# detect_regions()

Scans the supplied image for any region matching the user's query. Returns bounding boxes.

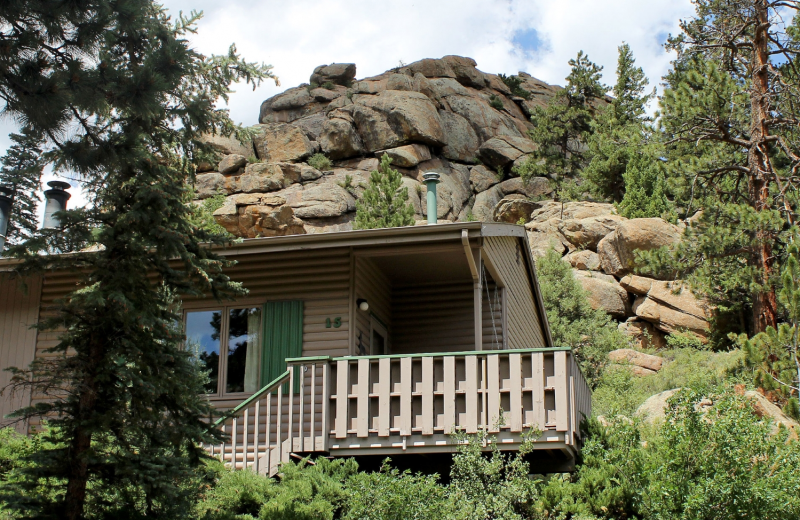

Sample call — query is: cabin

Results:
[0,222,591,476]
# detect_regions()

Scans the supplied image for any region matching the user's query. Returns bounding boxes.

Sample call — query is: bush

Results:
[498,74,532,100]
[488,94,504,110]
[535,248,630,386]
[322,81,336,91]
[308,153,332,171]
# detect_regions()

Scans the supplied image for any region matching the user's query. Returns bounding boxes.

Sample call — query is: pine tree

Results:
[354,154,415,229]
[0,128,43,247]
[515,51,608,182]
[583,43,655,202]
[653,0,800,334]
[0,3,275,518]
[617,154,672,219]
[738,237,800,420]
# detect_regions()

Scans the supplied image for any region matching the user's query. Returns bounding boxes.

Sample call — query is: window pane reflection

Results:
[227,307,261,393]
[186,310,222,393]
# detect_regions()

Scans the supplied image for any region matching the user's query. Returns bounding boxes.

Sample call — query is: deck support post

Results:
[462,229,482,350]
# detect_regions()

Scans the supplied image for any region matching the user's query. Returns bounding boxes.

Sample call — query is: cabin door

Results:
[370,315,388,355]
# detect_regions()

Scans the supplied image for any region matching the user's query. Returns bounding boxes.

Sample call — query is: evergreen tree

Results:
[617,154,672,219]
[654,0,800,334]
[737,237,800,420]
[0,2,275,518]
[354,154,415,230]
[583,43,656,202]
[514,51,608,182]
[0,128,43,246]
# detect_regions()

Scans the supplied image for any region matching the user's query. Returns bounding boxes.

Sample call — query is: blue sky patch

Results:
[512,28,547,54]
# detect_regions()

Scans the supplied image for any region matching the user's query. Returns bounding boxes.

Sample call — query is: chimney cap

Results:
[421,171,441,184]
[46,180,71,191]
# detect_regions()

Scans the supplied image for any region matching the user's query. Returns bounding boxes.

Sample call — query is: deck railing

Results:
[206,348,590,476]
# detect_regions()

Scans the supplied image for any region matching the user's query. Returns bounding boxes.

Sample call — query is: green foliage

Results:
[737,238,800,420]
[342,462,452,520]
[187,191,233,237]
[0,128,43,247]
[616,153,672,219]
[525,51,608,182]
[322,81,336,91]
[354,154,415,230]
[498,74,532,100]
[541,389,800,519]
[308,153,332,171]
[583,43,656,203]
[247,155,262,164]
[0,3,276,517]
[196,458,356,520]
[592,348,744,417]
[488,94,504,110]
[535,248,630,386]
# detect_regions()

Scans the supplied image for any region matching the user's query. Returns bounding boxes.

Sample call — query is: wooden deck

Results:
[205,347,591,476]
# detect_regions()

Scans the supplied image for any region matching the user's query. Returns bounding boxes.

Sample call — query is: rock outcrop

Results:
[608,348,664,376]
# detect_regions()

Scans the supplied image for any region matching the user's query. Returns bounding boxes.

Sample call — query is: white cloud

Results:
[0,0,697,217]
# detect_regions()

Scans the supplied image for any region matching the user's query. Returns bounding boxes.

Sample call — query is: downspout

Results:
[0,186,12,253]
[462,229,482,350]
[422,172,441,225]
[42,180,71,229]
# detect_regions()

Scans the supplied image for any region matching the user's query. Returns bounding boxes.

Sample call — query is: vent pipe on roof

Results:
[0,186,13,253]
[422,172,441,225]
[43,180,71,229]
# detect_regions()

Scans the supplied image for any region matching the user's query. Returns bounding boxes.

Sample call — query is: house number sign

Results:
[325,317,342,328]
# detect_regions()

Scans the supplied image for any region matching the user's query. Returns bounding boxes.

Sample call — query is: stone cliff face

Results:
[194,56,558,235]
[193,55,712,348]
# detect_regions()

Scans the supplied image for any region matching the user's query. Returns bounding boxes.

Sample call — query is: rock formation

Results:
[190,55,712,344]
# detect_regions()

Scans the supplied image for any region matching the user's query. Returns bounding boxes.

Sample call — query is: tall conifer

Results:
[0,2,275,518]
[354,154,415,229]
[0,128,43,246]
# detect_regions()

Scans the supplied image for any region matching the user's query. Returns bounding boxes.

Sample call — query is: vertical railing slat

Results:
[443,356,456,434]
[309,363,316,452]
[509,353,523,432]
[231,417,238,469]
[321,362,330,452]
[357,358,370,438]
[487,354,500,432]
[378,358,391,437]
[276,383,283,471]
[254,400,261,474]
[465,355,478,434]
[554,351,568,432]
[335,360,349,439]
[288,368,296,453]
[532,352,545,429]
[265,393,272,475]
[422,356,434,435]
[242,408,249,469]
[400,357,412,436]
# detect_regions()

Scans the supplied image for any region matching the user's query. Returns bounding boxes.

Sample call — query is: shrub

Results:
[488,94,504,110]
[188,190,232,237]
[322,81,336,91]
[308,153,332,171]
[535,248,631,386]
[354,154,415,230]
[498,73,532,100]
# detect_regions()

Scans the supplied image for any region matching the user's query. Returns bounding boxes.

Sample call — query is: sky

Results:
[2,0,696,214]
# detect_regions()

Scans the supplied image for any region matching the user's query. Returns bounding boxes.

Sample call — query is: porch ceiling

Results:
[368,250,473,286]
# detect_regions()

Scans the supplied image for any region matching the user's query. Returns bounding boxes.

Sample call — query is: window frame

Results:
[183,299,264,399]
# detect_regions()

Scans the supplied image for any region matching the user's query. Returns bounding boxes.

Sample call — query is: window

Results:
[370,316,388,356]
[185,306,262,395]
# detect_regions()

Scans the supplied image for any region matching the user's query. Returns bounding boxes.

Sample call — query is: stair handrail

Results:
[212,369,291,428]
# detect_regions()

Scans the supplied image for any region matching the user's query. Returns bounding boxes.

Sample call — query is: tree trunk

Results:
[749,0,779,333]
[64,336,103,520]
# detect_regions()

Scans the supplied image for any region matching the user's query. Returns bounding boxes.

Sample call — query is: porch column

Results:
[462,229,482,350]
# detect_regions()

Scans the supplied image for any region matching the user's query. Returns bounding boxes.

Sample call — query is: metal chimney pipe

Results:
[0,186,13,253]
[422,172,441,225]
[43,180,71,229]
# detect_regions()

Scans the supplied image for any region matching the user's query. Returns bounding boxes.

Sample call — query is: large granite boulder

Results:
[213,193,306,238]
[493,198,539,224]
[417,160,471,220]
[565,250,601,271]
[618,318,668,350]
[621,276,713,341]
[439,110,481,162]
[379,144,431,168]
[253,124,316,163]
[199,133,254,158]
[526,220,572,257]
[558,215,625,251]
[310,63,357,86]
[283,184,356,219]
[528,201,616,223]
[469,165,500,193]
[218,154,247,175]
[574,270,630,317]
[609,348,664,375]
[476,135,536,169]
[598,218,683,278]
[195,172,226,199]
[352,90,445,152]
[472,177,552,222]
[319,118,364,160]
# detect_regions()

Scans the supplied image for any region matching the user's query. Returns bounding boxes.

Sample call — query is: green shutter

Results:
[261,301,304,392]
